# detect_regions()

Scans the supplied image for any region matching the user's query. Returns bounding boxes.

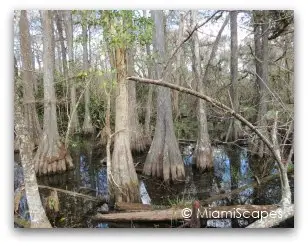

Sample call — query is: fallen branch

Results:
[93,205,278,222]
[127,76,283,168]
[38,185,101,203]
[178,139,197,144]
[65,75,93,148]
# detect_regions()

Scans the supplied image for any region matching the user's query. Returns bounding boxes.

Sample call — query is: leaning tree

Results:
[33,10,73,175]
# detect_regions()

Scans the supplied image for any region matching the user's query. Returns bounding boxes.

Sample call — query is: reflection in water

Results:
[79,155,91,190]
[140,181,151,204]
[14,143,293,228]
[97,167,108,197]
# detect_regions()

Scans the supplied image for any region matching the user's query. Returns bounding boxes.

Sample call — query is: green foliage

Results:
[167,196,192,207]
[89,93,106,129]
[287,162,294,172]
[134,14,153,46]
[231,167,240,181]
[174,117,198,140]
[100,10,153,49]
[77,71,88,80]
[59,217,66,223]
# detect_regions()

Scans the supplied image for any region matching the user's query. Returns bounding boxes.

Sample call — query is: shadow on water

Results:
[14,139,294,228]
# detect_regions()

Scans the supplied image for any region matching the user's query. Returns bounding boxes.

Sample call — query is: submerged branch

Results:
[38,185,101,202]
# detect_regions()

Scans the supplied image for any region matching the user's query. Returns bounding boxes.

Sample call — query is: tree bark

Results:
[143,10,153,143]
[111,44,140,202]
[143,10,185,182]
[271,112,292,206]
[14,85,51,229]
[33,10,74,175]
[252,10,270,158]
[55,10,68,80]
[19,10,42,147]
[202,15,229,84]
[191,10,213,171]
[55,33,62,74]
[105,83,112,197]
[227,11,240,141]
[144,41,153,139]
[55,10,69,124]
[81,19,94,134]
[127,48,147,152]
[14,55,18,77]
[64,10,80,133]
[172,12,184,119]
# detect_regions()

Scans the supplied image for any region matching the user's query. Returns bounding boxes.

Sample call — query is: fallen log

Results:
[246,204,294,228]
[115,202,152,211]
[104,172,292,214]
[92,204,278,222]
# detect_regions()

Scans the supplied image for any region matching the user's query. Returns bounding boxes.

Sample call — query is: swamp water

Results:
[14,141,294,228]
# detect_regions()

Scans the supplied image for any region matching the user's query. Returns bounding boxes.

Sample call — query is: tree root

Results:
[34,140,74,175]
[195,144,213,171]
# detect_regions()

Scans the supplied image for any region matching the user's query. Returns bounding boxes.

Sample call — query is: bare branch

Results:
[202,14,230,83]
[127,76,285,168]
[161,10,222,79]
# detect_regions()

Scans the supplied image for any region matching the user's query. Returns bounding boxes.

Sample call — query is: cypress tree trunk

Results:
[144,10,154,143]
[81,20,94,134]
[190,10,213,171]
[111,45,140,202]
[172,12,184,119]
[64,10,80,133]
[55,10,68,80]
[107,12,140,203]
[33,10,74,175]
[15,98,52,228]
[229,10,240,141]
[19,10,42,147]
[253,10,270,158]
[143,10,185,182]
[127,48,147,152]
[144,41,153,140]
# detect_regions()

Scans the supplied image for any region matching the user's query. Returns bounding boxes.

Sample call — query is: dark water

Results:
[14,141,294,228]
